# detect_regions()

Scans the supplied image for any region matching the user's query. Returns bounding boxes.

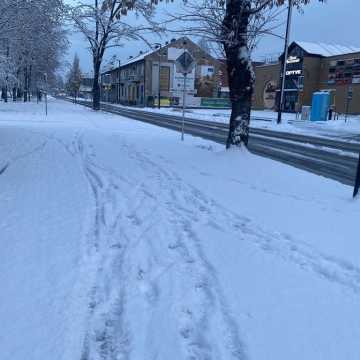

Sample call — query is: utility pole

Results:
[277,0,293,124]
[153,43,162,109]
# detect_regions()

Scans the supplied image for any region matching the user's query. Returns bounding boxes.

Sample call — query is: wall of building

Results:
[253,63,280,110]
[302,57,321,106]
[253,50,360,115]
[144,37,220,106]
[318,52,360,113]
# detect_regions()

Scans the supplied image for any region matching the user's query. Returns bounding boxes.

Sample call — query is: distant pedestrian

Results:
[328,107,333,120]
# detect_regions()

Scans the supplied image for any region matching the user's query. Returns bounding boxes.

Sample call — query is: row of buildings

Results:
[88,37,360,114]
[99,37,226,108]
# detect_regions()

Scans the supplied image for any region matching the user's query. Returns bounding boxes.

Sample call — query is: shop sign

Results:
[287,56,301,64]
[286,69,302,76]
[352,76,360,84]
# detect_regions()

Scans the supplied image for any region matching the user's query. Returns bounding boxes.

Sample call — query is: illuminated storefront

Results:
[253,41,360,114]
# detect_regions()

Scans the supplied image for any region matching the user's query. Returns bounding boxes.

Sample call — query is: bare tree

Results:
[66,54,82,101]
[68,0,161,110]
[169,0,323,148]
[0,0,67,102]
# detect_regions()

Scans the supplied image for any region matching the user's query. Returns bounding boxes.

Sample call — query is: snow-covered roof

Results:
[120,48,157,67]
[295,41,360,57]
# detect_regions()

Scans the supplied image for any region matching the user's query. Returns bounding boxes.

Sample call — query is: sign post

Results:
[354,152,360,198]
[182,73,187,141]
[175,50,195,141]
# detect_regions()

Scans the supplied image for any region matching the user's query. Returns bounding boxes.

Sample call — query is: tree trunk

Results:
[28,65,32,102]
[24,67,28,102]
[2,87,8,102]
[92,59,101,110]
[223,0,254,148]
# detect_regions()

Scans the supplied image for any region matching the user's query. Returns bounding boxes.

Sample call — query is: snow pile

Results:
[0,99,359,360]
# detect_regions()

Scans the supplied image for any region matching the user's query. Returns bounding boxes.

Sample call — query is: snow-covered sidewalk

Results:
[1,99,359,360]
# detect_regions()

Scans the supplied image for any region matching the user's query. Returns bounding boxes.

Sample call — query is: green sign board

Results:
[201,97,231,108]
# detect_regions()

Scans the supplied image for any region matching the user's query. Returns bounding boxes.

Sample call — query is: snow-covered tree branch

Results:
[68,0,164,110]
[0,0,67,102]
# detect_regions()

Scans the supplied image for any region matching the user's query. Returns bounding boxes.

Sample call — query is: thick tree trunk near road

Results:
[223,0,254,148]
[92,60,101,111]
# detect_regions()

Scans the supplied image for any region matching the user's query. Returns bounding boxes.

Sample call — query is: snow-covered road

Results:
[1,99,359,360]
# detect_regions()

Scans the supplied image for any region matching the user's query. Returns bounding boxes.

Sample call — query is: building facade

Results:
[253,41,360,114]
[101,37,221,107]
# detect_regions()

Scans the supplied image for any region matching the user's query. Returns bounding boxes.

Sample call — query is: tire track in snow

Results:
[76,136,132,360]
[0,139,47,176]
[120,142,249,360]
[150,154,360,296]
[72,133,360,360]
[74,135,249,360]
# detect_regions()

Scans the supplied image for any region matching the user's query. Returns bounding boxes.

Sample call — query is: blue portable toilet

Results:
[310,92,330,121]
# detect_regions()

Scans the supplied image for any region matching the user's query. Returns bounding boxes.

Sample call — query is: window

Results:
[160,66,170,91]
[328,74,336,84]
[337,60,345,67]
[329,67,336,74]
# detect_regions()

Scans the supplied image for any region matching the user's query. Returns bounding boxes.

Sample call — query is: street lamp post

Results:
[153,42,162,109]
[277,0,293,124]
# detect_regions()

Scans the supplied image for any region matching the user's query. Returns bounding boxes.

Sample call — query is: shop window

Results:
[336,72,344,79]
[328,74,336,84]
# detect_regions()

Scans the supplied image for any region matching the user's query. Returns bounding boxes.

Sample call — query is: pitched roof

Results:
[120,48,154,67]
[295,41,360,57]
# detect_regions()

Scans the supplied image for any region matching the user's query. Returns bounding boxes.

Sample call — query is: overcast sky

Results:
[65,0,359,75]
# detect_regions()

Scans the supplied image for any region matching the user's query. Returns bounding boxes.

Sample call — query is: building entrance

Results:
[283,91,298,112]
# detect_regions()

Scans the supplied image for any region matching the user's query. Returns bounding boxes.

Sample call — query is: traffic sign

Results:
[175,51,195,74]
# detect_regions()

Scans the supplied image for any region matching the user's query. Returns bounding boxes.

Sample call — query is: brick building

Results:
[101,37,220,106]
[253,41,360,114]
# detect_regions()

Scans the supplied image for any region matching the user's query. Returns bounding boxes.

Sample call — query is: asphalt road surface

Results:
[63,99,360,187]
